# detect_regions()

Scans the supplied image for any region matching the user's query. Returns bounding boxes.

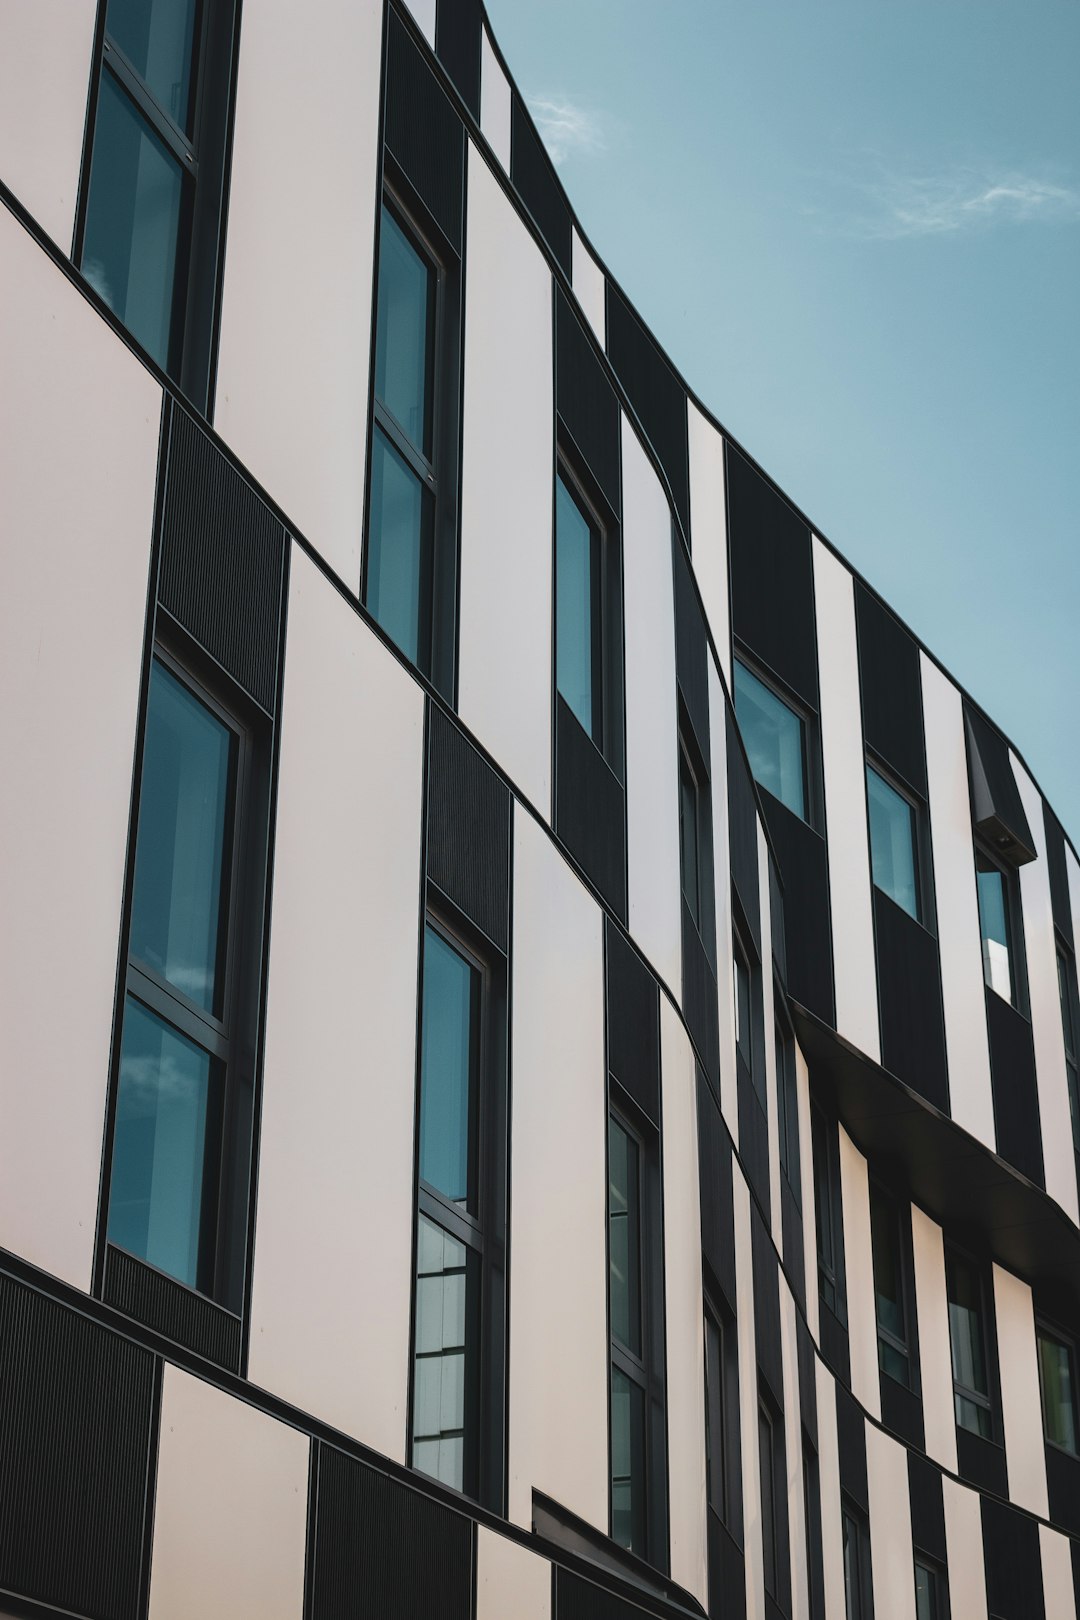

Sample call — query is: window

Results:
[867,764,920,922]
[871,1187,912,1387]
[79,0,236,399]
[758,1397,780,1598]
[945,1249,992,1439]
[734,658,807,821]
[679,740,702,926]
[975,848,1019,1006]
[1057,947,1080,1165]
[734,939,752,1072]
[107,648,261,1305]
[556,469,603,745]
[842,1501,872,1620]
[803,1439,825,1620]
[704,1309,729,1521]
[915,1557,947,1620]
[776,1004,801,1199]
[812,1103,841,1318]
[1036,1322,1078,1455]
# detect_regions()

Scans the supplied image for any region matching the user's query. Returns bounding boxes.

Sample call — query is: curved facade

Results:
[1,3,1078,1618]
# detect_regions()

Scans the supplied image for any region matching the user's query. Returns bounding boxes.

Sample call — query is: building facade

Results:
[1,2,1079,1617]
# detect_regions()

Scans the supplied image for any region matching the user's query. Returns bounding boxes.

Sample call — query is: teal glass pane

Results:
[611,1365,646,1553]
[734,661,806,820]
[867,766,919,920]
[130,660,233,1014]
[106,0,199,130]
[375,208,433,455]
[82,71,184,372]
[1038,1331,1077,1453]
[608,1118,641,1356]
[108,997,212,1288]
[411,1214,473,1491]
[976,855,1013,1003]
[555,476,600,741]
[367,426,432,668]
[419,928,477,1210]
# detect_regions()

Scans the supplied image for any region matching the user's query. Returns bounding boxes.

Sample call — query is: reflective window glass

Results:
[867,766,920,920]
[1038,1328,1078,1454]
[871,1194,910,1386]
[914,1560,939,1620]
[108,997,213,1289]
[843,1509,865,1620]
[419,928,478,1210]
[735,951,752,1068]
[367,426,432,666]
[82,72,185,372]
[375,207,433,455]
[129,659,234,1014]
[106,0,199,129]
[611,1364,646,1554]
[679,747,700,921]
[609,1118,641,1356]
[976,853,1014,1004]
[555,474,601,743]
[946,1251,991,1437]
[705,1314,726,1515]
[734,660,806,820]
[759,1404,777,1594]
[411,1214,474,1490]
[813,1106,839,1313]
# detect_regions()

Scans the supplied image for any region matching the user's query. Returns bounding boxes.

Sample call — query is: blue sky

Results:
[485,0,1080,842]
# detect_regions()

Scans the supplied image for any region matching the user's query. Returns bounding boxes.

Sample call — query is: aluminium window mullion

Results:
[125,971,231,1064]
[374,403,437,489]
[417,1183,485,1255]
[101,43,198,172]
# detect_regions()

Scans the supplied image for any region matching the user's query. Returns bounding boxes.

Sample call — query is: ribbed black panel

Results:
[683,903,720,1088]
[797,1317,818,1448]
[556,698,627,920]
[819,1301,850,1386]
[104,1244,241,1371]
[956,1424,1007,1496]
[510,97,571,273]
[981,1497,1046,1620]
[606,921,659,1126]
[964,706,1036,864]
[709,1514,746,1620]
[673,543,710,766]
[1047,1443,1080,1535]
[1044,802,1074,942]
[698,1075,736,1311]
[834,1386,867,1512]
[769,857,786,979]
[738,1075,770,1216]
[872,891,949,1113]
[557,1569,669,1619]
[160,406,285,713]
[427,705,510,952]
[556,287,620,516]
[855,584,927,797]
[907,1453,946,1561]
[385,8,464,251]
[986,988,1044,1186]
[751,1206,782,1407]
[780,1180,805,1309]
[879,1372,923,1451]
[311,1444,472,1620]
[727,444,818,707]
[606,284,690,541]
[0,1274,153,1620]
[727,711,761,950]
[760,791,834,1025]
[435,0,481,118]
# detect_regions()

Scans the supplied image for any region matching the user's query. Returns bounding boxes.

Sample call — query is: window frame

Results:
[758,1391,781,1600]
[974,839,1027,1013]
[679,731,703,929]
[869,1180,916,1392]
[841,1497,873,1620]
[775,991,801,1202]
[944,1243,995,1442]
[732,648,816,828]
[914,1552,950,1620]
[811,1100,845,1323]
[552,449,625,775]
[1035,1315,1079,1458]
[865,754,929,926]
[704,1292,741,1536]
[1056,941,1080,1178]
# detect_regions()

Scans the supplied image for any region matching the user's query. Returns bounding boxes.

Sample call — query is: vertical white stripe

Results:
[0,0,96,251]
[815,1357,846,1620]
[571,227,607,347]
[734,1171,765,1620]
[1040,1523,1078,1620]
[760,827,783,1250]
[992,1262,1049,1516]
[866,1425,916,1620]
[687,402,732,685]
[480,27,512,172]
[780,1285,809,1620]
[709,658,739,1142]
[838,1127,881,1420]
[796,1044,820,1339]
[942,1476,988,1620]
[476,1528,550,1620]
[910,1205,958,1472]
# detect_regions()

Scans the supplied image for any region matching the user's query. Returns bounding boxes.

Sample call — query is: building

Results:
[1,1,1078,1616]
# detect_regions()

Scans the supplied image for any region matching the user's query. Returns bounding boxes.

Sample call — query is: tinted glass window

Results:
[375,207,434,455]
[609,1118,641,1356]
[871,1194,910,1385]
[915,1560,939,1620]
[735,660,806,820]
[419,928,478,1210]
[843,1509,866,1620]
[555,474,601,742]
[611,1364,646,1553]
[411,1213,474,1490]
[759,1404,777,1594]
[867,765,919,921]
[679,748,700,920]
[776,1018,800,1194]
[946,1251,991,1437]
[106,0,199,129]
[705,1314,726,1516]
[735,951,752,1068]
[812,1106,838,1313]
[1038,1328,1077,1453]
[367,426,432,666]
[976,853,1014,1004]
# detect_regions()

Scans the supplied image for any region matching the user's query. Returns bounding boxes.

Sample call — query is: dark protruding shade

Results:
[555,474,601,743]
[608,1118,641,1356]
[867,765,919,921]
[375,207,433,455]
[106,0,199,129]
[367,427,432,666]
[610,1364,646,1554]
[976,853,1014,1004]
[1037,1327,1077,1454]
[734,660,806,821]
[418,927,478,1210]
[946,1252,991,1438]
[411,1213,474,1490]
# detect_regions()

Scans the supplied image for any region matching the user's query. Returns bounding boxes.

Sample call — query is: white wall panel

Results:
[0,207,160,1292]
[1012,754,1079,1222]
[661,999,708,1609]
[910,1205,957,1472]
[1041,1524,1078,1620]
[214,0,382,587]
[866,1425,915,1620]
[480,28,512,171]
[815,1357,846,1620]
[992,1262,1048,1516]
[0,2,95,251]
[838,1126,880,1420]
[708,659,739,1140]
[795,1044,819,1338]
[401,0,435,46]
[571,227,607,347]
[942,1476,988,1620]
[248,548,423,1458]
[623,413,682,992]
[920,654,995,1149]
[476,1527,550,1620]
[509,811,608,1531]
[458,149,553,817]
[779,1285,809,1620]
[812,540,880,1062]
[734,1171,765,1620]
[687,403,731,684]
[149,1368,307,1620]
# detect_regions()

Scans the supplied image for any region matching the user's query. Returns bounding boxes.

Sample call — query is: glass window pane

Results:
[947,1252,990,1433]
[759,1405,777,1594]
[611,1365,646,1554]
[411,1214,474,1491]
[130,660,234,1013]
[866,766,919,920]
[556,475,601,743]
[976,854,1014,1003]
[871,1197,908,1376]
[734,661,806,820]
[375,208,433,455]
[83,72,185,373]
[106,0,199,130]
[843,1511,863,1620]
[680,750,700,920]
[705,1316,725,1514]
[608,1118,641,1356]
[915,1561,937,1620]
[108,997,213,1289]
[419,928,478,1210]
[1038,1331,1078,1453]
[367,426,432,668]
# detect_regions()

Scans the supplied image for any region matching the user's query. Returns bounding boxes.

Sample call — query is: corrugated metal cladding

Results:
[835,1383,868,1512]
[556,1567,670,1619]
[606,283,691,544]
[682,904,720,1087]
[159,403,286,714]
[726,710,761,949]
[556,698,628,921]
[426,703,510,952]
[985,989,1045,1187]
[981,1497,1047,1620]
[606,918,660,1126]
[385,6,464,252]
[751,1204,783,1406]
[672,541,710,770]
[854,584,928,798]
[104,1244,241,1372]
[0,1273,153,1620]
[698,1076,737,1309]
[1042,801,1074,939]
[762,796,834,1026]
[511,96,572,274]
[556,286,621,516]
[872,891,949,1113]
[434,0,482,119]
[309,1443,472,1620]
[907,1451,947,1562]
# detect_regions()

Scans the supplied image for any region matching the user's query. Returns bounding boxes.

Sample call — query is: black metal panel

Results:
[879,1372,923,1451]
[985,989,1045,1187]
[556,697,628,921]
[556,1569,664,1619]
[0,1273,153,1620]
[606,283,690,542]
[956,1425,1008,1497]
[1047,1443,1080,1535]
[872,890,949,1113]
[435,0,481,119]
[510,96,571,274]
[854,584,927,797]
[727,711,761,951]
[104,1244,241,1371]
[819,1304,850,1390]
[160,405,286,714]
[1044,803,1074,943]
[738,1072,771,1217]
[385,8,464,252]
[769,857,786,981]
[964,706,1037,865]
[683,903,720,1088]
[834,1385,867,1512]
[981,1497,1046,1620]
[751,1206,783,1408]
[673,542,710,768]
[797,1316,818,1448]
[606,920,660,1127]
[427,705,511,952]
[780,1180,805,1310]
[709,1512,746,1620]
[907,1452,946,1561]
[698,1074,737,1312]
[759,791,834,1026]
[726,444,818,708]
[556,287,620,517]
[310,1443,472,1620]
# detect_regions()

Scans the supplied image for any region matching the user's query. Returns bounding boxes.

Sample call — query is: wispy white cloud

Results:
[527,93,608,166]
[833,164,1080,239]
